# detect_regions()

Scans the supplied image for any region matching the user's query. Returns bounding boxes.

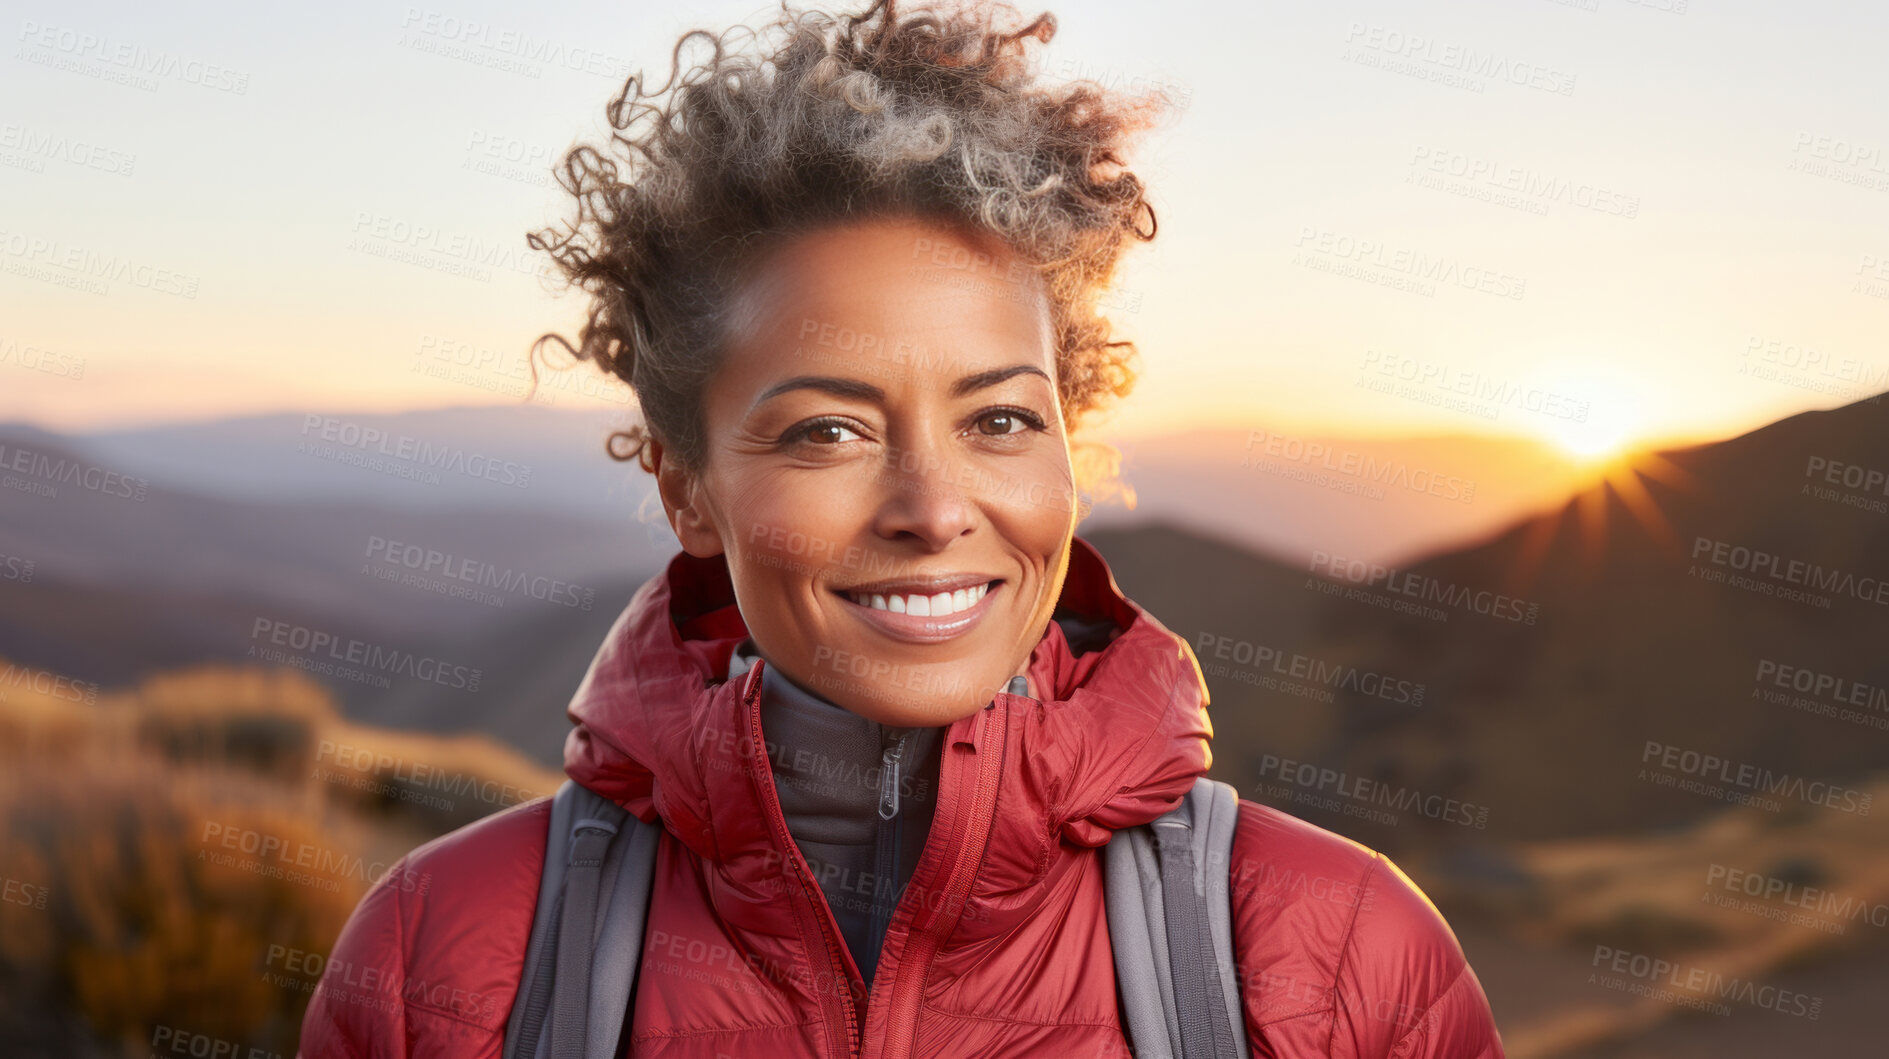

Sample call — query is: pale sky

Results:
[4,0,1886,458]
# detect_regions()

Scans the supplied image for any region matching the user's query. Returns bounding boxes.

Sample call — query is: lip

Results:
[832,578,1003,644]
[838,572,997,595]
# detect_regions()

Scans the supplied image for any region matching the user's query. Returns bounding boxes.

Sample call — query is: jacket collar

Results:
[562,534,1214,863]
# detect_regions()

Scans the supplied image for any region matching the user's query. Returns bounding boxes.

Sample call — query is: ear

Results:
[651,436,725,558]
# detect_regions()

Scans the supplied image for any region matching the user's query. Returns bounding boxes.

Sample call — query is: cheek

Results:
[722,468,870,584]
[986,449,1078,553]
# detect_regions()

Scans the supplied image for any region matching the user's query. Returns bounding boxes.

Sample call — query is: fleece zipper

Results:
[867,729,910,982]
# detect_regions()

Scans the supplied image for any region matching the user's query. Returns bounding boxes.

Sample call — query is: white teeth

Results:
[848,581,990,616]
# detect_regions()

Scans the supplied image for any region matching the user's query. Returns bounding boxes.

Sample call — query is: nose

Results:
[871,438,977,549]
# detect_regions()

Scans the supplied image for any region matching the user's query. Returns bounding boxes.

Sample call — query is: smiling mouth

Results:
[834,579,1000,617]
[829,578,1005,643]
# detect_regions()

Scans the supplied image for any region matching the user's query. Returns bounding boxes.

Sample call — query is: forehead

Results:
[719,217,1056,396]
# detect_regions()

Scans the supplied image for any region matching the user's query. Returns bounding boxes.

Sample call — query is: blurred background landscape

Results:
[6,0,1888,1054]
[3,392,1885,1056]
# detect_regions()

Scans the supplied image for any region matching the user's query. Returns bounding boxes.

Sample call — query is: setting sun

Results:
[1525,373,1645,463]
[1541,413,1634,461]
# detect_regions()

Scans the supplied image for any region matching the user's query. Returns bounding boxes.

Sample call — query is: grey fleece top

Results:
[727,639,945,988]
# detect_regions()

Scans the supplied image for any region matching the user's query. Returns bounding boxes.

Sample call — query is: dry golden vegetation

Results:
[1408,771,1889,1058]
[0,659,561,1058]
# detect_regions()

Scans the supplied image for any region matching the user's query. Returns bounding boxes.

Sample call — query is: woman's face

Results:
[656,215,1078,726]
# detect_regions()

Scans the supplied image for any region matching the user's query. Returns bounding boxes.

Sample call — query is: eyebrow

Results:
[755,363,1052,407]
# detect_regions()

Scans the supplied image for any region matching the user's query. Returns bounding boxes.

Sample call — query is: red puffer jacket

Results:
[299,536,1504,1058]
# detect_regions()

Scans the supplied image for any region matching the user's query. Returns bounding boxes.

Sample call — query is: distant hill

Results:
[12,402,1608,564]
[1090,392,1889,846]
[67,404,661,520]
[1321,394,1889,842]
[0,429,658,763]
[1089,428,1599,565]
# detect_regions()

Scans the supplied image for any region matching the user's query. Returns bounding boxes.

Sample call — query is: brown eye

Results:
[782,417,863,446]
[975,407,1044,436]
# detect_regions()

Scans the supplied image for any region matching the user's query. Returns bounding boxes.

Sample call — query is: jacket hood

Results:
[563,535,1214,863]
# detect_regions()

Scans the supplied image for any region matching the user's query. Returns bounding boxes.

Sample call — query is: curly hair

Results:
[526,0,1173,489]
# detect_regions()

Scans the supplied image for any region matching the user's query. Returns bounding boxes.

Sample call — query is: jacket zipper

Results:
[743,660,863,1057]
[874,690,1011,1059]
[868,731,910,977]
[878,733,907,822]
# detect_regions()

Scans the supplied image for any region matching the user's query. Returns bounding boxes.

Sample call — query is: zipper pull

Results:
[878,734,908,821]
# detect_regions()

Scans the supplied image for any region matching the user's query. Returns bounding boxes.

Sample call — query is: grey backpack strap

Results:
[503,780,661,1059]
[1105,776,1250,1059]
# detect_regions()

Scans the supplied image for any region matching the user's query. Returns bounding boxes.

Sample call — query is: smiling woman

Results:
[298,2,1504,1057]
[662,217,1076,726]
